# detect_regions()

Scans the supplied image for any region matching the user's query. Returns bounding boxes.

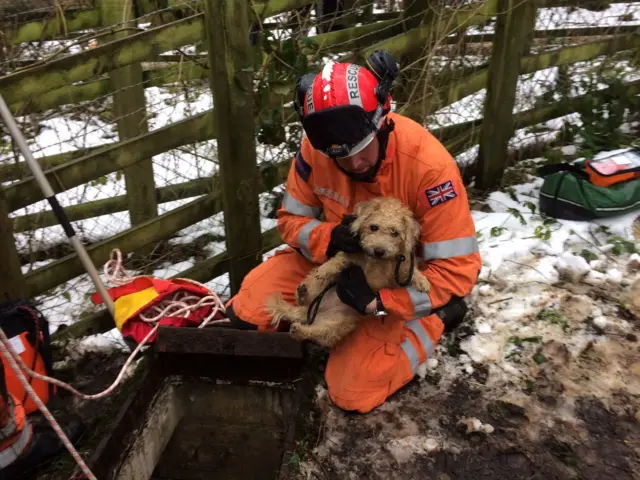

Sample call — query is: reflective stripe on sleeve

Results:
[0,401,16,438]
[422,236,479,260]
[282,192,321,218]
[407,287,432,319]
[0,417,32,469]
[400,319,436,374]
[298,219,322,260]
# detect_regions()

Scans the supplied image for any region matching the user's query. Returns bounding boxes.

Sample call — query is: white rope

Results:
[103,248,231,328]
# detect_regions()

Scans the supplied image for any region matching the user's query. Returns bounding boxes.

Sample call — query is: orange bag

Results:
[585,149,640,188]
[0,301,56,415]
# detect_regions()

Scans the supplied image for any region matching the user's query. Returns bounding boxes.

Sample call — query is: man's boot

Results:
[2,416,86,480]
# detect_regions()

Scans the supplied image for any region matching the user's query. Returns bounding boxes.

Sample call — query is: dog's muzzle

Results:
[373,248,386,258]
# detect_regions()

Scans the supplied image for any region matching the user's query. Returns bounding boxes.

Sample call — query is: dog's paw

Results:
[289,322,305,341]
[413,272,432,293]
[296,284,308,305]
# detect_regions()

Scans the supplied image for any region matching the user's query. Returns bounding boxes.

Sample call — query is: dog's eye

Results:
[390,230,399,237]
[370,225,379,232]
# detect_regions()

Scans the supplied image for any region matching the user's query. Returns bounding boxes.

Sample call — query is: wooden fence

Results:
[0,0,637,339]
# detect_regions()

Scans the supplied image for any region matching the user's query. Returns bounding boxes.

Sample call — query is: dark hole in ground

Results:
[147,382,294,480]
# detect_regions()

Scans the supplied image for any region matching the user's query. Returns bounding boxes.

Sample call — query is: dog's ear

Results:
[400,214,421,254]
[350,200,376,234]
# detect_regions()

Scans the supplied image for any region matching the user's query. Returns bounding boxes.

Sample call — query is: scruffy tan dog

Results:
[266,196,431,348]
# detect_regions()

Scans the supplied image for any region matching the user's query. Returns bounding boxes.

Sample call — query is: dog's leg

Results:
[290,314,359,349]
[296,253,350,305]
[265,292,308,328]
[410,268,431,293]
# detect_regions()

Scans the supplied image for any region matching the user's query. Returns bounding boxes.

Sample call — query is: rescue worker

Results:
[226,50,482,413]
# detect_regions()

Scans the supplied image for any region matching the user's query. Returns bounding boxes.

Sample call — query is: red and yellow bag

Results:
[585,149,640,188]
[91,277,225,345]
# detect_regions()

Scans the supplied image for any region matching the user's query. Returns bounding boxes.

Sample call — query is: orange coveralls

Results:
[228,112,482,413]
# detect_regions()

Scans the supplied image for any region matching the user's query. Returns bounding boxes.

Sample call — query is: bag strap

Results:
[537,162,589,179]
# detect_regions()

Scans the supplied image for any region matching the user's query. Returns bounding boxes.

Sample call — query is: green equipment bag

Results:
[538,159,640,221]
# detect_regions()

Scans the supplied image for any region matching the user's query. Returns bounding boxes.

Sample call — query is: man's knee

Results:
[324,320,415,413]
[324,311,451,413]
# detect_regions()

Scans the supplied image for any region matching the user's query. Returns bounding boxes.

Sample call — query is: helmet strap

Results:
[332,118,395,183]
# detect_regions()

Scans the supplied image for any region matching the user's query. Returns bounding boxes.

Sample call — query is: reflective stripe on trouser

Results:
[0,396,33,469]
[227,248,314,331]
[325,313,444,414]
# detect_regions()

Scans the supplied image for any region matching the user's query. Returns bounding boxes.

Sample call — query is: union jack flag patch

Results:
[426,180,457,207]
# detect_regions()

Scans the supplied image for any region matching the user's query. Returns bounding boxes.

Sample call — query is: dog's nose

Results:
[374,248,386,258]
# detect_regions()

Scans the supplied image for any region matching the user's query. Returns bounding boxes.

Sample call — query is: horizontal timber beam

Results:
[6,9,102,45]
[0,147,96,183]
[352,0,499,62]
[5,110,215,212]
[25,194,214,297]
[400,32,640,119]
[12,159,290,232]
[7,62,208,117]
[438,78,640,159]
[0,14,206,106]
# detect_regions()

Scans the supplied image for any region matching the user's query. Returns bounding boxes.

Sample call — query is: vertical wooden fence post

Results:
[203,0,263,295]
[475,0,537,190]
[0,188,27,303]
[397,0,431,122]
[100,0,158,228]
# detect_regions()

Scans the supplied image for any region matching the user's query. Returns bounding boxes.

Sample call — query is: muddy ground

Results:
[292,289,640,480]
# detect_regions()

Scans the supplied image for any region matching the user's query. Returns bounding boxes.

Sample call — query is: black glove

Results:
[336,265,376,315]
[326,215,363,258]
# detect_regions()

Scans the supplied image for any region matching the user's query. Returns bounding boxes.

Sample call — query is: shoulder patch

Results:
[295,150,312,182]
[426,180,457,207]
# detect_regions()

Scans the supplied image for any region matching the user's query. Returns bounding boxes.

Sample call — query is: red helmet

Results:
[297,54,396,159]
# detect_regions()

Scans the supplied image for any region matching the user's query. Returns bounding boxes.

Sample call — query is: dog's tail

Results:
[265,292,306,328]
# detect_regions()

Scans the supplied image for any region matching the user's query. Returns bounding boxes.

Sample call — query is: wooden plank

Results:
[0,14,205,107]
[0,188,27,303]
[6,9,101,44]
[24,194,216,297]
[5,110,215,212]
[203,0,263,295]
[11,159,290,232]
[155,326,304,359]
[476,0,537,189]
[101,0,159,233]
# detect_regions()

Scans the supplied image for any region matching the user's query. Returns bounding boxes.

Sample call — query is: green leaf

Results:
[579,249,598,262]
[491,226,506,237]
[62,291,71,301]
[533,353,546,365]
[507,208,527,226]
[524,201,537,214]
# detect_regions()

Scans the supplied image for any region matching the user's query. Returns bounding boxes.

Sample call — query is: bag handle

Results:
[537,162,589,179]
